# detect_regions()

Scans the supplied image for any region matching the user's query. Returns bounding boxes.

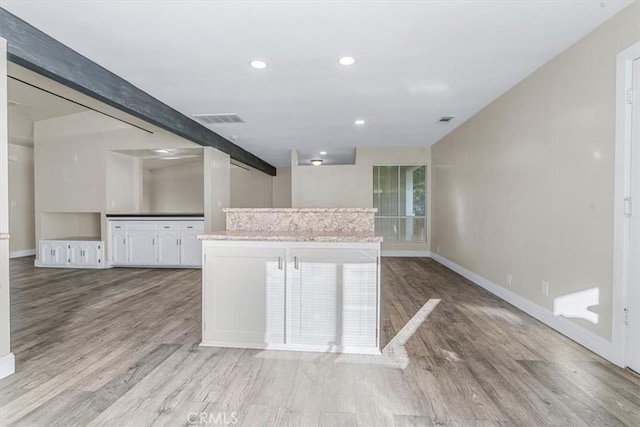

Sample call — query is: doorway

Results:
[627,57,640,373]
[614,41,640,372]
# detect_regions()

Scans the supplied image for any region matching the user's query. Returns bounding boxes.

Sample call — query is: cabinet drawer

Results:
[180,222,204,231]
[126,222,157,231]
[157,222,181,231]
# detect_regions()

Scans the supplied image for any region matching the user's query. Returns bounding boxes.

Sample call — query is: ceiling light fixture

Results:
[310,159,323,166]
[250,60,268,70]
[153,149,171,154]
[354,119,366,125]
[320,151,327,155]
[338,56,356,66]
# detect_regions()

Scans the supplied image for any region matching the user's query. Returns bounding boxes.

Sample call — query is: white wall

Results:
[1,37,13,377]
[272,167,292,208]
[8,144,34,254]
[230,164,273,208]
[145,160,204,213]
[431,2,640,340]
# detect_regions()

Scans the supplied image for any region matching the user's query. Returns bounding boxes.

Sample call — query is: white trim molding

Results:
[430,253,615,364]
[381,250,431,257]
[0,352,15,379]
[612,41,640,368]
[9,249,35,259]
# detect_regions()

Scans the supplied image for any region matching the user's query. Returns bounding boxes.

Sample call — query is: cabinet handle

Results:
[177,239,180,245]
[123,238,126,245]
[152,239,155,245]
[294,256,299,270]
[278,257,282,270]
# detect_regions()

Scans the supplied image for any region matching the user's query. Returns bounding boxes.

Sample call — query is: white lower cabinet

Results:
[201,241,380,354]
[203,247,286,345]
[39,240,103,268]
[109,218,203,268]
[288,248,378,349]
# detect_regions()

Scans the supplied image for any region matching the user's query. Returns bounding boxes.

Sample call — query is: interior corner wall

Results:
[272,167,292,208]
[8,144,34,254]
[291,163,372,208]
[106,152,141,214]
[431,1,640,341]
[230,165,273,208]
[146,160,204,213]
[204,147,230,232]
[357,146,432,253]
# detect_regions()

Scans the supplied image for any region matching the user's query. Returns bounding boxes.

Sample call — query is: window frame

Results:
[372,164,428,243]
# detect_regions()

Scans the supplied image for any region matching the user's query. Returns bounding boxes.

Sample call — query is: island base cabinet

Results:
[202,247,286,346]
[201,241,380,354]
[288,248,378,349]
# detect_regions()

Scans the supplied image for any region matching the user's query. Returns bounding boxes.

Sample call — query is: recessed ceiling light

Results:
[310,159,323,166]
[153,149,171,154]
[250,60,268,70]
[354,119,366,125]
[338,56,356,66]
[320,151,327,155]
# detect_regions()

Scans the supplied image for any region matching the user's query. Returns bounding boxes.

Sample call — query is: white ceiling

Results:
[2,0,632,166]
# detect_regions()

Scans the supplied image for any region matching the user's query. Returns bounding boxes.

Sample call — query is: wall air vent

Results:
[192,113,245,125]
[437,116,454,123]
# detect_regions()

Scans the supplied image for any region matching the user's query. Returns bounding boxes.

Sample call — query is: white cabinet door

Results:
[111,231,128,265]
[128,230,156,266]
[69,242,103,267]
[83,242,102,267]
[69,243,83,265]
[180,231,201,266]
[157,231,181,266]
[288,248,378,348]
[203,246,286,345]
[40,242,69,266]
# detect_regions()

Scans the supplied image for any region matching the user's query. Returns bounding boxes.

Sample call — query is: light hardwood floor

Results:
[1,256,639,426]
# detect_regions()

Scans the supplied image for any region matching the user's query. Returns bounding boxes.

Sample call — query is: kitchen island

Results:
[199,208,382,355]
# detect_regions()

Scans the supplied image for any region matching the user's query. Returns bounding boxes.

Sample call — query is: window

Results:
[373,165,426,242]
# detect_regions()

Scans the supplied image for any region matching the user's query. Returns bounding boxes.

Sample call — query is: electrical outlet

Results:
[506,273,512,287]
[73,154,79,163]
[541,281,550,296]
[436,245,440,254]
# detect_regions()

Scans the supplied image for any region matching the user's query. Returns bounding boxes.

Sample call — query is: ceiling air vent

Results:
[192,113,245,125]
[437,116,454,123]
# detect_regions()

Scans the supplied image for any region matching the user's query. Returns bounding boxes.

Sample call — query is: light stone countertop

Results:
[198,230,383,243]
[0,232,9,240]
[223,208,377,213]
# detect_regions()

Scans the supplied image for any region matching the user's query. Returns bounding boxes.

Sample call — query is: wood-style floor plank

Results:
[1,256,639,426]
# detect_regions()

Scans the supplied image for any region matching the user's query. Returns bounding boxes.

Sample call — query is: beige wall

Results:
[272,167,292,208]
[33,110,217,261]
[8,109,33,147]
[8,144,34,253]
[204,147,230,233]
[431,2,640,340]
[145,160,204,213]
[291,147,432,252]
[106,152,141,214]
[230,164,273,208]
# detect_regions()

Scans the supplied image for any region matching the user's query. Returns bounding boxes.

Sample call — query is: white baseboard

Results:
[9,249,35,259]
[382,250,432,257]
[0,353,15,380]
[429,253,616,365]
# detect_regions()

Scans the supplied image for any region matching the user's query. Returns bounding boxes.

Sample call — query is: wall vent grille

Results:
[437,116,454,123]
